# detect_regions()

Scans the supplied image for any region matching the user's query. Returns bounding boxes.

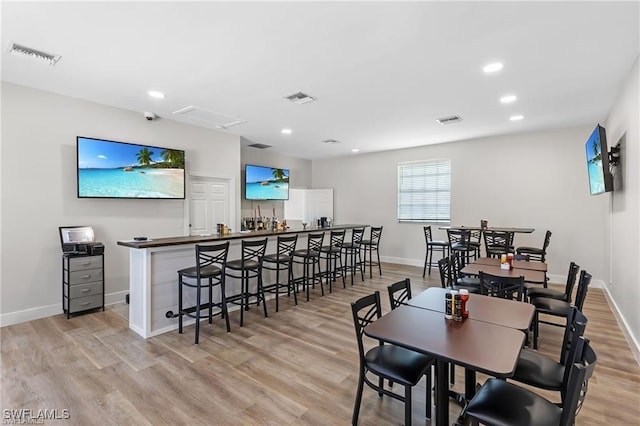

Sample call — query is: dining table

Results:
[460,262,546,284]
[473,256,547,272]
[364,291,531,426]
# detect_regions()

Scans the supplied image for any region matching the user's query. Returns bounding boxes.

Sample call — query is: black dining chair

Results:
[527,261,579,302]
[479,271,525,301]
[483,230,514,258]
[465,337,597,426]
[177,241,230,344]
[351,291,434,425]
[387,278,412,310]
[438,256,481,294]
[530,270,591,349]
[516,229,552,262]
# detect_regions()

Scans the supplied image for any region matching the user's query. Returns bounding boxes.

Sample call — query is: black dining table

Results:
[364,295,530,426]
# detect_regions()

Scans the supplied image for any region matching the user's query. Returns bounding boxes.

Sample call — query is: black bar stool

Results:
[340,227,365,285]
[292,232,325,301]
[361,226,383,278]
[177,241,229,344]
[423,225,448,276]
[262,234,298,312]
[225,238,268,327]
[319,229,346,292]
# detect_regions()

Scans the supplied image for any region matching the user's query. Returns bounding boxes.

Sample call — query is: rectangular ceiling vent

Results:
[436,115,463,125]
[7,42,61,66]
[248,143,272,149]
[173,105,247,129]
[283,91,316,104]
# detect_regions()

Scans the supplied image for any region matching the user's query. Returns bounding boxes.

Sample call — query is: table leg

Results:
[465,368,477,401]
[435,359,449,426]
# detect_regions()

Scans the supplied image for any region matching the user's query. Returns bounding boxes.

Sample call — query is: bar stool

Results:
[292,232,325,301]
[319,229,346,292]
[177,241,229,344]
[339,227,365,286]
[225,238,268,327]
[262,234,298,312]
[423,225,449,276]
[361,226,383,279]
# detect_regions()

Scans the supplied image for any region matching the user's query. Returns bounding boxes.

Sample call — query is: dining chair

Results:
[465,337,597,426]
[530,270,591,349]
[527,261,579,302]
[423,225,449,276]
[483,230,514,258]
[262,234,298,312]
[479,271,525,301]
[447,229,475,265]
[387,278,412,310]
[351,291,434,425]
[516,229,552,262]
[177,241,230,344]
[437,256,481,294]
[449,252,482,291]
[510,307,588,398]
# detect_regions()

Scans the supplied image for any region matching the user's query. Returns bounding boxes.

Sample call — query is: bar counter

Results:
[117,224,366,338]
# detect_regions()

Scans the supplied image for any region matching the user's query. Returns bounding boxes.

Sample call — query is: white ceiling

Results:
[2,1,639,160]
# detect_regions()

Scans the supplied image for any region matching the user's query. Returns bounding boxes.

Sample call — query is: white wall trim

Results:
[0,290,129,328]
[601,283,640,365]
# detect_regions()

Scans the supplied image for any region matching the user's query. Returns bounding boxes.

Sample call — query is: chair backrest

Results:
[275,234,298,259]
[559,337,597,426]
[424,225,433,244]
[573,270,592,311]
[447,229,470,247]
[483,230,512,254]
[351,291,383,363]
[479,271,525,301]
[559,307,588,366]
[241,238,268,265]
[448,251,465,276]
[368,226,383,245]
[306,232,325,252]
[469,229,482,245]
[350,227,365,246]
[562,262,581,303]
[437,257,453,288]
[542,230,553,251]
[329,229,346,247]
[196,241,229,277]
[387,278,412,310]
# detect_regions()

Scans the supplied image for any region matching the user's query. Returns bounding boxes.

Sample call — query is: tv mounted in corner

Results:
[77,136,185,199]
[245,164,290,200]
[585,124,613,196]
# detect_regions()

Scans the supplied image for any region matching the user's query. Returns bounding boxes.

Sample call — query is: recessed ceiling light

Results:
[483,62,504,73]
[351,149,360,153]
[281,128,292,134]
[148,90,166,99]
[500,95,517,104]
[510,115,524,121]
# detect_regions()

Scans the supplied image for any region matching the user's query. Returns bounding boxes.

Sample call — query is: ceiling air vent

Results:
[248,143,272,149]
[7,42,61,66]
[436,115,463,125]
[283,91,316,104]
[323,139,340,144]
[173,105,247,129]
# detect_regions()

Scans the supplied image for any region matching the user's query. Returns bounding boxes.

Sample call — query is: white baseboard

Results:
[600,283,640,364]
[0,290,129,328]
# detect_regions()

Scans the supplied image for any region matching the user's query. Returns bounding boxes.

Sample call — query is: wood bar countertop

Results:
[117,224,368,249]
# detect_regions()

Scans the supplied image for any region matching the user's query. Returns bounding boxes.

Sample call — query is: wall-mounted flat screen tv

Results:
[245,164,290,200]
[77,136,185,199]
[585,124,613,196]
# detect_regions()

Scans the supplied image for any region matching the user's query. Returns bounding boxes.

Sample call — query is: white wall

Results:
[312,126,610,284]
[240,143,312,221]
[0,82,241,325]
[604,56,640,356]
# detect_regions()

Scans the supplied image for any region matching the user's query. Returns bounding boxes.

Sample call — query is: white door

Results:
[187,176,231,236]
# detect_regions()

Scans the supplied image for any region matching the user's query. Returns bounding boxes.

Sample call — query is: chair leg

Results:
[259,271,268,318]
[221,280,231,333]
[194,284,201,344]
[423,248,428,277]
[208,278,213,324]
[404,385,412,426]
[533,311,539,349]
[376,247,381,276]
[178,277,183,334]
[425,371,432,419]
[352,371,365,426]
[428,248,434,275]
[378,376,384,397]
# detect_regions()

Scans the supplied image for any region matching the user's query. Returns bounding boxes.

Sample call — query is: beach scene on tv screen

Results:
[586,132,605,194]
[246,166,289,200]
[77,137,185,198]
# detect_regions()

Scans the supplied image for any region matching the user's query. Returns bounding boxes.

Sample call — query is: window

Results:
[397,159,451,223]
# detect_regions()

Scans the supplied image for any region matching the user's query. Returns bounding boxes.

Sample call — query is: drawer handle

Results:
[80,302,91,306]
[81,288,92,293]
[81,274,92,279]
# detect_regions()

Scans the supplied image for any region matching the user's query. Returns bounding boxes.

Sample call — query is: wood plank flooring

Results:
[2,262,639,425]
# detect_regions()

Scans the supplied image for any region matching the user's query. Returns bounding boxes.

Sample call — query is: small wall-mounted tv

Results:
[585,124,613,196]
[245,164,290,200]
[77,136,185,199]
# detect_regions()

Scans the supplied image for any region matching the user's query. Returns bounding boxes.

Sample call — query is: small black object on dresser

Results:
[59,226,105,318]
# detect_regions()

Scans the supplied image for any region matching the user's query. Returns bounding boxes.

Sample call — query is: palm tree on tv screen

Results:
[137,148,154,166]
[161,149,185,168]
[272,168,287,182]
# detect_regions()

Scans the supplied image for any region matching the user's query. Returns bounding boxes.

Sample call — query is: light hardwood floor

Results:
[2,262,639,425]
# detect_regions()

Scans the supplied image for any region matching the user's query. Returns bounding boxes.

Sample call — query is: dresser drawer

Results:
[67,256,103,272]
[69,294,103,313]
[69,269,103,285]
[65,281,103,299]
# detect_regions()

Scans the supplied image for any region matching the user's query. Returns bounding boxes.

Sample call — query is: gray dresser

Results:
[62,254,104,318]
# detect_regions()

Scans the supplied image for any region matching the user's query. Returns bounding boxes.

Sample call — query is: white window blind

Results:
[397,159,451,223]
